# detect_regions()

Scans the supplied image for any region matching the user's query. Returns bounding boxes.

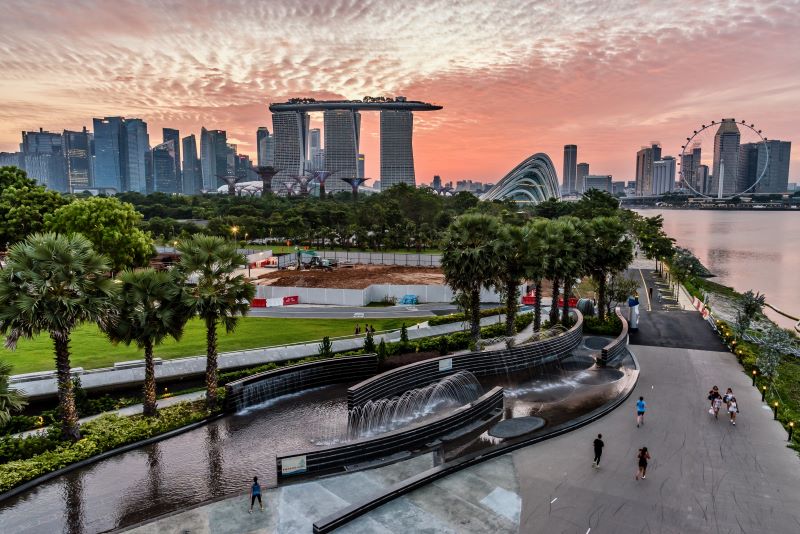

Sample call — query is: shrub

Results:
[400,324,409,344]
[584,315,623,336]
[428,306,506,326]
[364,331,376,353]
[318,336,333,357]
[437,336,449,356]
[377,339,388,363]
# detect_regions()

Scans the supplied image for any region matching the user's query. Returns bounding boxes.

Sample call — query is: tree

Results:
[584,216,633,321]
[441,214,502,341]
[105,269,191,416]
[757,327,792,387]
[523,218,549,331]
[0,166,68,249]
[0,233,117,440]
[493,224,526,336]
[572,189,620,220]
[605,274,639,316]
[0,360,27,425]
[364,330,376,353]
[46,196,154,272]
[318,336,333,356]
[541,219,567,325]
[176,235,255,411]
[557,218,588,327]
[735,290,766,335]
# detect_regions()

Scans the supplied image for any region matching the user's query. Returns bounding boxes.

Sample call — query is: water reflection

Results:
[206,425,224,499]
[63,475,83,534]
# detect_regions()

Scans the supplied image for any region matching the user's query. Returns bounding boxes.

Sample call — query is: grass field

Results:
[0,316,424,375]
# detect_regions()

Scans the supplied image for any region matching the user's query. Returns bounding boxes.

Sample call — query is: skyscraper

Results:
[357,153,365,179]
[576,162,589,193]
[20,128,67,191]
[635,143,661,196]
[562,145,577,193]
[309,128,321,152]
[200,127,228,191]
[272,111,309,192]
[380,109,414,189]
[151,140,179,193]
[710,119,741,197]
[181,134,201,195]
[256,127,274,167]
[163,128,181,190]
[740,140,792,193]
[63,127,92,191]
[432,175,442,191]
[652,156,676,195]
[308,128,323,171]
[696,165,709,193]
[584,175,612,193]
[325,109,361,193]
[123,118,149,194]
[93,117,124,190]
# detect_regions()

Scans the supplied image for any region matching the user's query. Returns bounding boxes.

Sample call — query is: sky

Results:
[1,0,800,185]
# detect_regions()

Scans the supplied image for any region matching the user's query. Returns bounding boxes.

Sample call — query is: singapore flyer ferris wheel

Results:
[679,118,770,200]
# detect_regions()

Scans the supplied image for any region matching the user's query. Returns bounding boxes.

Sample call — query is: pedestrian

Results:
[635,447,651,480]
[354,324,360,336]
[648,286,653,300]
[707,386,720,408]
[728,396,739,425]
[723,387,734,408]
[593,433,604,468]
[249,476,263,513]
[712,395,723,419]
[636,396,646,427]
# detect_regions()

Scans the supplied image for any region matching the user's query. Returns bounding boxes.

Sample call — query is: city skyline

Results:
[1,1,800,184]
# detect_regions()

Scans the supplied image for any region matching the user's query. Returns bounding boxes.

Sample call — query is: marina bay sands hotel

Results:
[268,97,441,192]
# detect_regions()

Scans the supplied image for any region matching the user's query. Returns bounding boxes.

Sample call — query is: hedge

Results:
[584,315,623,336]
[428,306,506,326]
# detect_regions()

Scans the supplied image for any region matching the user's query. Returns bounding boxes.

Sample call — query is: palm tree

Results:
[106,269,191,416]
[493,224,526,337]
[541,220,567,325]
[441,214,502,342]
[0,360,27,425]
[585,216,633,321]
[558,218,587,327]
[176,236,255,411]
[0,233,116,440]
[523,218,549,331]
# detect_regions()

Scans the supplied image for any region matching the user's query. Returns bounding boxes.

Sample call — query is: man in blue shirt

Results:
[249,476,263,513]
[636,396,646,427]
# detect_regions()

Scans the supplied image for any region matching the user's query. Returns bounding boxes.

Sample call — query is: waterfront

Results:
[636,209,800,328]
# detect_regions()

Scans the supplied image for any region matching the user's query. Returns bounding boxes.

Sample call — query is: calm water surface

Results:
[636,209,799,328]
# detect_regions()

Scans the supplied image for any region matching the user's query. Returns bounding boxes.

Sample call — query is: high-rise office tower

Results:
[311,149,325,172]
[432,175,442,191]
[256,127,275,167]
[162,128,181,190]
[576,162,589,193]
[710,119,741,197]
[635,143,661,196]
[739,140,792,193]
[151,140,179,193]
[310,128,321,152]
[380,109,414,189]
[562,145,577,193]
[200,127,228,191]
[652,156,676,195]
[20,128,67,191]
[181,134,201,195]
[63,127,92,191]
[696,165,709,193]
[357,153,365,179]
[584,175,612,193]
[235,153,255,182]
[123,119,149,194]
[93,117,124,190]
[0,152,22,168]
[272,111,309,192]
[325,109,361,193]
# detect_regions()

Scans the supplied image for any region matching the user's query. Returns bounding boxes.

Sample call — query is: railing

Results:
[347,310,583,409]
[600,308,629,364]
[276,387,504,480]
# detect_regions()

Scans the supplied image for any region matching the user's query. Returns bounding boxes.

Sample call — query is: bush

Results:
[364,331,375,353]
[584,315,623,336]
[318,336,333,357]
[428,306,506,326]
[0,400,211,493]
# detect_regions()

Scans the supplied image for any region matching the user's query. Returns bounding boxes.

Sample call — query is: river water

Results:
[635,209,800,329]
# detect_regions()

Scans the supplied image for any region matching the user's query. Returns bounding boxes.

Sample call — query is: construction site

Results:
[255,264,445,290]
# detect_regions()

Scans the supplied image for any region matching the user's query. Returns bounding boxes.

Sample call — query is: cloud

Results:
[0,0,799,182]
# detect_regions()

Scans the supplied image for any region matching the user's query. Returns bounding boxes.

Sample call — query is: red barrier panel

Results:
[557,297,578,307]
[251,298,267,308]
[522,295,536,305]
[283,295,299,305]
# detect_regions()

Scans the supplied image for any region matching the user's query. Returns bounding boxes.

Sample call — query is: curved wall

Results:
[600,308,629,364]
[480,152,561,203]
[348,310,583,409]
[224,355,377,412]
[276,387,504,480]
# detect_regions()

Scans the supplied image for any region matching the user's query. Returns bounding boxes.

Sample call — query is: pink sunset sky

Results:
[1,0,799,185]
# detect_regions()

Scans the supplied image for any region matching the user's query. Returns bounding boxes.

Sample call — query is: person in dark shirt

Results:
[249,476,263,513]
[593,433,604,468]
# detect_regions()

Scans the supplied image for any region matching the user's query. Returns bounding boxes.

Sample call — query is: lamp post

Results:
[231,225,239,243]
[762,385,767,401]
[789,422,795,442]
[752,369,757,386]
[773,401,779,420]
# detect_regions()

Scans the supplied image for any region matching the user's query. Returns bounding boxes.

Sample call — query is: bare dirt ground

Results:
[255,265,445,289]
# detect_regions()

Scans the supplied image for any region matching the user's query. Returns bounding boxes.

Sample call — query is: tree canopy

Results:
[0,166,68,250]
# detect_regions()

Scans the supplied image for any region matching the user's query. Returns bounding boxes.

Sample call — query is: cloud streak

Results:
[0,0,799,182]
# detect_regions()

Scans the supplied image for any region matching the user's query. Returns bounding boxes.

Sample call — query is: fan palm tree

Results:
[585,216,633,321]
[493,224,526,337]
[176,236,255,411]
[0,360,27,425]
[558,218,587,327]
[441,214,502,342]
[541,220,567,325]
[106,269,191,416]
[523,218,548,331]
[0,233,117,440]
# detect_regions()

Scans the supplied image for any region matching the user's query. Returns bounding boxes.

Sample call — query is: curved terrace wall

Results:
[224,355,377,412]
[276,387,504,480]
[348,310,583,409]
[600,308,629,364]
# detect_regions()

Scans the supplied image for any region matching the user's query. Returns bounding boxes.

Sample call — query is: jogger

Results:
[635,447,651,480]
[636,396,646,427]
[593,433,604,468]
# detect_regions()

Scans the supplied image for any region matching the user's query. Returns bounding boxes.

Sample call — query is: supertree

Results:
[254,166,278,196]
[341,177,368,200]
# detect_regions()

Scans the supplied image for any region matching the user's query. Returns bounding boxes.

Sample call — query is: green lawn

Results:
[0,316,423,375]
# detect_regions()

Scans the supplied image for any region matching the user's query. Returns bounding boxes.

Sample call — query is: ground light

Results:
[790,422,795,442]
[762,385,767,401]
[773,401,779,420]
[752,369,757,386]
